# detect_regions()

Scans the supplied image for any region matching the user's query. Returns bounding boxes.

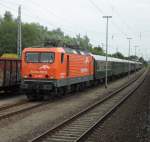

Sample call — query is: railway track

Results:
[0,100,27,112]
[0,100,47,120]
[30,69,147,142]
[0,70,144,121]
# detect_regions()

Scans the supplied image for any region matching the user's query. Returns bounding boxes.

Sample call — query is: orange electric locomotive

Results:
[21,47,94,100]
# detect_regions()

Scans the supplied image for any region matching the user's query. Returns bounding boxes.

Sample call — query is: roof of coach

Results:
[92,54,141,64]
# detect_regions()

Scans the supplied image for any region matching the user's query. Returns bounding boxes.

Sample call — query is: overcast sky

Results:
[0,0,150,59]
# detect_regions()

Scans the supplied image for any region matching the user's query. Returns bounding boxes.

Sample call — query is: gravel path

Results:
[0,70,144,142]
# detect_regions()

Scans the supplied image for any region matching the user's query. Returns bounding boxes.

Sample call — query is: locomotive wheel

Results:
[75,84,80,92]
[71,85,76,93]
[26,94,44,101]
[26,93,36,101]
[80,83,85,91]
[57,87,65,97]
[36,94,44,101]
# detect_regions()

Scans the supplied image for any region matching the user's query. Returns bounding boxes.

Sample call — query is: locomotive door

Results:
[66,55,69,77]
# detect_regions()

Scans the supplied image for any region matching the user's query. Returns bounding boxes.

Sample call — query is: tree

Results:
[44,28,64,46]
[90,46,105,55]
[0,11,103,56]
[4,11,13,21]
[139,57,147,65]
[0,11,17,54]
[22,23,47,48]
[0,11,50,55]
[63,36,78,47]
[128,55,138,61]
[112,52,125,59]
[75,34,92,50]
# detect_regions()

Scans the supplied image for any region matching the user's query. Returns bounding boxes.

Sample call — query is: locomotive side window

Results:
[61,53,64,63]
[26,52,54,63]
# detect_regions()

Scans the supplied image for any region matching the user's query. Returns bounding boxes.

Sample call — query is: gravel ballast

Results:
[84,70,150,142]
[0,70,146,142]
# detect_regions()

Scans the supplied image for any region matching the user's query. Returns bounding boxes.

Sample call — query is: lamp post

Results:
[103,16,112,88]
[127,37,132,78]
[134,45,138,73]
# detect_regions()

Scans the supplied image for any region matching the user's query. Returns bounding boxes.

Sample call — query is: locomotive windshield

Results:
[26,52,55,63]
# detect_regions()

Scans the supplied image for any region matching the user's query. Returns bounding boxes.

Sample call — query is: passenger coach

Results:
[93,54,142,81]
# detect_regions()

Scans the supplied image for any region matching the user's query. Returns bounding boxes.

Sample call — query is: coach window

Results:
[61,53,64,63]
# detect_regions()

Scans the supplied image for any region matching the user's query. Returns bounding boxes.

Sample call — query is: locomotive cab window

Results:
[26,52,55,63]
[40,53,54,63]
[26,53,39,63]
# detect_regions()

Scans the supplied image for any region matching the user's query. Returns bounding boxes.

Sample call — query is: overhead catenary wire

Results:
[0,1,79,35]
[1,0,105,38]
[0,2,17,13]
[0,0,124,39]
[106,0,134,34]
[88,0,130,38]
[88,0,105,15]
[27,0,105,36]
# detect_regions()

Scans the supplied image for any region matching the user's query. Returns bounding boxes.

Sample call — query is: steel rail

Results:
[0,101,49,120]
[30,69,147,142]
[76,70,147,142]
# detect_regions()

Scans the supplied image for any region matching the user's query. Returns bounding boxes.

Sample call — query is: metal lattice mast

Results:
[17,5,22,58]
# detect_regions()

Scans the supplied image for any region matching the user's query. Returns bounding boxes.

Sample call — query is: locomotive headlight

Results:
[24,75,28,78]
[50,76,54,79]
